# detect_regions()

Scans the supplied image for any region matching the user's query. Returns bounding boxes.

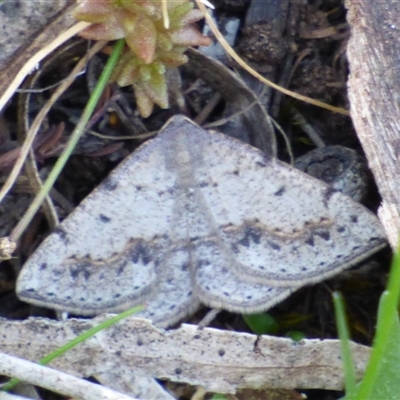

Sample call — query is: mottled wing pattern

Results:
[17,125,198,326]
[166,119,386,312]
[16,116,387,325]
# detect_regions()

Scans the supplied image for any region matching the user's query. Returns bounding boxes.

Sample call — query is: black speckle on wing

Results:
[54,227,68,241]
[103,177,118,191]
[274,186,286,196]
[238,226,262,247]
[99,214,111,223]
[130,242,153,265]
[70,263,93,280]
[316,230,331,241]
[350,215,358,223]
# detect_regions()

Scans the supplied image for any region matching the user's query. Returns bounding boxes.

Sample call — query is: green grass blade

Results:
[343,245,400,399]
[333,292,356,399]
[351,290,400,400]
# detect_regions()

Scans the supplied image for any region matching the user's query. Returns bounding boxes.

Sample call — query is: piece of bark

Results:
[0,316,370,394]
[346,0,400,248]
[0,1,77,110]
[0,353,137,400]
[0,0,70,65]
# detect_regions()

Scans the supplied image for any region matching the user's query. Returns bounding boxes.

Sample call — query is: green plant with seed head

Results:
[74,0,211,117]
